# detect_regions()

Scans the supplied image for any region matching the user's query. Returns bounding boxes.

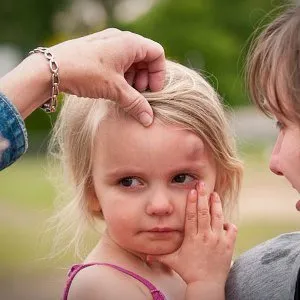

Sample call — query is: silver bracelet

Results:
[28,47,60,113]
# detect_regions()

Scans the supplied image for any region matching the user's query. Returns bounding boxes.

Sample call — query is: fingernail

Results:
[139,112,153,126]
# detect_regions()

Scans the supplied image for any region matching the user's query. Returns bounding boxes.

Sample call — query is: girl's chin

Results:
[142,244,181,256]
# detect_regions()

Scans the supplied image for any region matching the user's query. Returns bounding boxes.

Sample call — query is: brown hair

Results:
[247,5,300,122]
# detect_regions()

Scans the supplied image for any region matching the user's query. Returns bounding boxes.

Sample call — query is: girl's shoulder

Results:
[65,263,156,300]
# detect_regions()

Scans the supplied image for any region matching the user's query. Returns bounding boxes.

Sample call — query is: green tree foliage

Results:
[123,0,281,106]
[0,0,119,138]
[0,0,283,140]
[0,0,67,54]
[101,0,122,26]
[0,0,68,139]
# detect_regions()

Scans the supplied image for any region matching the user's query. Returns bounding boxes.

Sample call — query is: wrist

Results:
[0,53,52,119]
[186,281,225,300]
[188,280,225,289]
[29,47,60,113]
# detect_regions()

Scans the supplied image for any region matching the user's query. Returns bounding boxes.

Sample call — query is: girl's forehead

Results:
[96,116,211,160]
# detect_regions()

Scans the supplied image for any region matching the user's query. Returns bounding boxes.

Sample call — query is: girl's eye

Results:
[172,174,195,184]
[119,177,141,187]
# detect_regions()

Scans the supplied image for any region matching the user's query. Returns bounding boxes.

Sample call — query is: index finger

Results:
[197,181,211,232]
[184,188,198,236]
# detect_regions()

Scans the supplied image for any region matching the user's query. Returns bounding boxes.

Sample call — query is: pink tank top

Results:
[63,263,167,300]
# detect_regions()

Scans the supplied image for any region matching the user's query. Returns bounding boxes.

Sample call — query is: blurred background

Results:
[1,0,299,299]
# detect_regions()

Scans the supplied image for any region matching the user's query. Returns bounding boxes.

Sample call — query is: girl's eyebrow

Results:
[104,162,208,179]
[104,167,143,178]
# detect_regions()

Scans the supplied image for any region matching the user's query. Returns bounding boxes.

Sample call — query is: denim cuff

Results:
[0,92,28,170]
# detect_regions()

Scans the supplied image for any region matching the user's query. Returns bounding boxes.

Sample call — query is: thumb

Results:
[115,77,154,127]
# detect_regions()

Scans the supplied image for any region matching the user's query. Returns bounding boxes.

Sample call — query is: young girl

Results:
[50,60,242,299]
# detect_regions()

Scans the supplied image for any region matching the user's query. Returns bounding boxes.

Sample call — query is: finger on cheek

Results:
[197,181,211,232]
[210,192,224,233]
[184,189,198,236]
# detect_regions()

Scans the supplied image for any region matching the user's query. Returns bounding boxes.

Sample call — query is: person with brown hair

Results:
[225,5,300,300]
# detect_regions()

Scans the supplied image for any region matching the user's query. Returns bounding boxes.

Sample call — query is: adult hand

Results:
[0,28,165,125]
[147,181,237,299]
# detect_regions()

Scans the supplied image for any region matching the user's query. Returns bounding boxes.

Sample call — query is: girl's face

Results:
[91,114,217,256]
[269,108,300,209]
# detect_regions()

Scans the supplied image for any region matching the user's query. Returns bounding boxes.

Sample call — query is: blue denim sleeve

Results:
[0,92,28,170]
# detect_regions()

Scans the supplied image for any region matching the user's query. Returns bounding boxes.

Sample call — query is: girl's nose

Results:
[146,188,174,216]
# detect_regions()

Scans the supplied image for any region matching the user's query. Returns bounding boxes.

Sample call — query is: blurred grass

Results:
[0,149,299,272]
[0,154,71,273]
[0,155,55,209]
[235,142,300,255]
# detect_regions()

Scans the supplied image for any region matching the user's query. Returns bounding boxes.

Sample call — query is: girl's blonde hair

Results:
[247,5,300,122]
[49,60,242,255]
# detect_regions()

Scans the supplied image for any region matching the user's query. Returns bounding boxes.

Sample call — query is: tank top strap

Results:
[63,263,166,300]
